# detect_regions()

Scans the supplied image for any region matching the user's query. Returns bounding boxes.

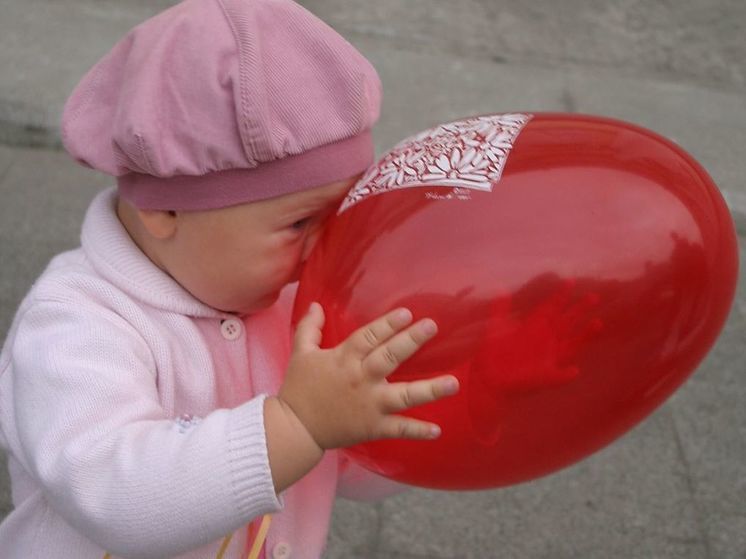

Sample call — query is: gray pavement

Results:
[1,1,745,557]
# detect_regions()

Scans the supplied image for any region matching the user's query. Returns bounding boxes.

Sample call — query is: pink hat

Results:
[61,0,381,210]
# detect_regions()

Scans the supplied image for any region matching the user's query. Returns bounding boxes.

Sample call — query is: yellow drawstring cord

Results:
[247,514,271,559]
[215,514,272,559]
[215,531,233,559]
[103,514,271,559]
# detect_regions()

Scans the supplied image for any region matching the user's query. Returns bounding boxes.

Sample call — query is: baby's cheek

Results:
[275,240,306,271]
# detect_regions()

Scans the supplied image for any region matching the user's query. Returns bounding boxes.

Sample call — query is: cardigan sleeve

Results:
[8,299,282,559]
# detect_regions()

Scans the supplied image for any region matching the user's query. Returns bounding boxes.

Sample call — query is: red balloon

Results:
[292,113,739,490]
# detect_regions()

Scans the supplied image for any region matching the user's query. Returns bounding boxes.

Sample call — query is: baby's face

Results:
[163,176,356,315]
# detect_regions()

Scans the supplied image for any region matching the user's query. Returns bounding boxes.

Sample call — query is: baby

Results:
[0,0,459,558]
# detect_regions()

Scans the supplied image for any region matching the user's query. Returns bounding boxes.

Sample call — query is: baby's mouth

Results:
[289,263,305,283]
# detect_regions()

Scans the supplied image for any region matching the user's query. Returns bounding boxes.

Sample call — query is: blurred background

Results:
[1,1,744,557]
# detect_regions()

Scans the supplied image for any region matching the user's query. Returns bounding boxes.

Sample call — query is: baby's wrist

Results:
[263,396,324,493]
[266,396,324,455]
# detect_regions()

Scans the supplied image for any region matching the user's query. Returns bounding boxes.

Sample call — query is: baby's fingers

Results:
[383,375,460,413]
[343,308,415,358]
[293,302,325,351]
[376,416,443,441]
[363,319,438,377]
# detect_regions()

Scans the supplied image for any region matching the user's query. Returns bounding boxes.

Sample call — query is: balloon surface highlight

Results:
[293,113,739,490]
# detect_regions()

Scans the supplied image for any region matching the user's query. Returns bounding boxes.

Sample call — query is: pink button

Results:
[272,541,292,559]
[219,318,242,341]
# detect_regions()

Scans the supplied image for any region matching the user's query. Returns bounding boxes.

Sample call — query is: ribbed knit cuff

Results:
[227,394,283,519]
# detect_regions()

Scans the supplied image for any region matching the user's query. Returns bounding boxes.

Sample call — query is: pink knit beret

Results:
[61,0,381,210]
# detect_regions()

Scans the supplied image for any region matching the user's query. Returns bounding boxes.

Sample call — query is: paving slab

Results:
[0,147,105,336]
[670,310,746,519]
[325,499,381,559]
[738,238,746,318]
[302,0,746,93]
[0,147,14,178]
[374,409,707,559]
[706,512,746,559]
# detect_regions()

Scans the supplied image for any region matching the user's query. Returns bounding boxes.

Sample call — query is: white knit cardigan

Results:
[0,189,401,559]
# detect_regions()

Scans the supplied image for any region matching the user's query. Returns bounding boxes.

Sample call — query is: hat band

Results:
[117,132,374,211]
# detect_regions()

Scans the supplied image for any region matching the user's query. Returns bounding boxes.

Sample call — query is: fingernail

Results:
[420,319,437,336]
[395,308,412,323]
[429,425,441,439]
[442,377,459,395]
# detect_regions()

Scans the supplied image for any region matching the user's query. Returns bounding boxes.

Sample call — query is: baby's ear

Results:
[137,209,177,240]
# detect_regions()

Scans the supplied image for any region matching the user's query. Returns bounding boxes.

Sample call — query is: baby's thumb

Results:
[293,301,325,350]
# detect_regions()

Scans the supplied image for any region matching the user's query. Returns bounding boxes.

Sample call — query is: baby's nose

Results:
[301,226,323,262]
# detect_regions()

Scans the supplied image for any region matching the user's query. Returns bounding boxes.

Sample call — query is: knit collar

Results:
[81,188,230,319]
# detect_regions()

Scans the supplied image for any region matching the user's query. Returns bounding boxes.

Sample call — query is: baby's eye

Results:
[290,217,312,231]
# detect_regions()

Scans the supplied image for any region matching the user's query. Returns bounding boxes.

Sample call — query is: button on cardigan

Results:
[0,188,403,558]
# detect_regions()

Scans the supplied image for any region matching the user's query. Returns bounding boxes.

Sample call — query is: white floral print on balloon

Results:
[339,113,532,213]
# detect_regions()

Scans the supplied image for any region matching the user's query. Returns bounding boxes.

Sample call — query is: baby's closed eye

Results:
[291,217,312,230]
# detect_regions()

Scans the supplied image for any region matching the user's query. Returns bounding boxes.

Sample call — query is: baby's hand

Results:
[277,302,459,450]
